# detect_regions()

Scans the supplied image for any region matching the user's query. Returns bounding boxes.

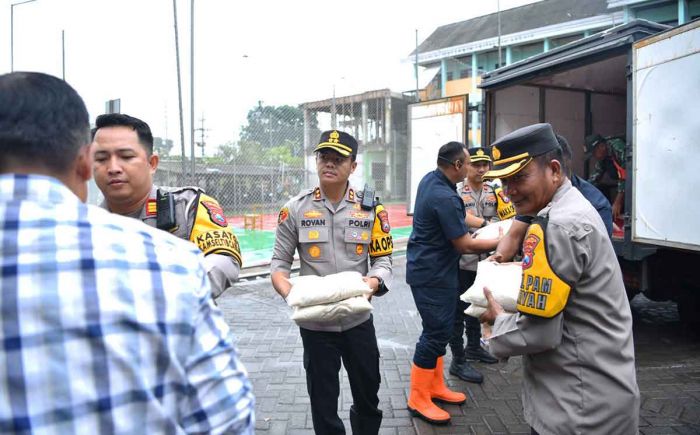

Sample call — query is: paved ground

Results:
[219,255,700,434]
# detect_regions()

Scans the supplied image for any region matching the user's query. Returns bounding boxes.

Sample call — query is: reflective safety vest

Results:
[517,217,572,318]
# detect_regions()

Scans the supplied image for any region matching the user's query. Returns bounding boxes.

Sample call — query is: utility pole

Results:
[61,29,65,80]
[194,115,208,157]
[172,0,187,180]
[415,29,420,102]
[190,0,196,183]
[497,0,502,67]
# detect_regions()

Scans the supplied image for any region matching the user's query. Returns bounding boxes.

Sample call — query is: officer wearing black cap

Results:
[405,141,502,425]
[271,130,393,434]
[448,147,500,384]
[480,123,639,435]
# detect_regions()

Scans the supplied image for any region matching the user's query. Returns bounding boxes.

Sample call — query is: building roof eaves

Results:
[412,12,623,65]
[413,0,617,56]
[478,19,669,89]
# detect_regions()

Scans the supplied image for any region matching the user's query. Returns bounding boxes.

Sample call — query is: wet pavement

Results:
[219,255,700,434]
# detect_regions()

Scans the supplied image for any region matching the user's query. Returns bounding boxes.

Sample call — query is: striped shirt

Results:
[0,174,254,434]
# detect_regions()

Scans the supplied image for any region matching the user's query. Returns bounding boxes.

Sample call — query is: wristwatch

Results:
[370,276,388,297]
[480,219,489,228]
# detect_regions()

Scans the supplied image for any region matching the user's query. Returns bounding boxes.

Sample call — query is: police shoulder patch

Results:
[278,207,290,224]
[201,200,228,227]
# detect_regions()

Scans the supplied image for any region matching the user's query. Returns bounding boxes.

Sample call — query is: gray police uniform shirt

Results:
[100,185,241,299]
[488,180,640,435]
[459,181,499,272]
[271,185,393,333]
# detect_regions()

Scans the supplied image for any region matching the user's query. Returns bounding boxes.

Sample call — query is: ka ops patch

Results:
[369,204,393,257]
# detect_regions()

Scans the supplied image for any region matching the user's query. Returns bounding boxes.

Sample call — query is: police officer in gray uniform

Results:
[271,130,392,435]
[449,147,500,383]
[93,114,242,299]
[481,123,640,435]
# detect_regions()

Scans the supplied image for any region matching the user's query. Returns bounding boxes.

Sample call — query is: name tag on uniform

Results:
[347,218,371,229]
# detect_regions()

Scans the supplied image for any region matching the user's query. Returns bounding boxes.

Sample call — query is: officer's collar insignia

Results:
[313,187,322,200]
[348,188,355,202]
[202,200,228,227]
[476,149,484,156]
[278,207,289,224]
[492,146,501,160]
[329,130,340,143]
[146,199,157,217]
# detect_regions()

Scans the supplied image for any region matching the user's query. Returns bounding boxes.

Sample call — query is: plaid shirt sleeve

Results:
[180,270,255,434]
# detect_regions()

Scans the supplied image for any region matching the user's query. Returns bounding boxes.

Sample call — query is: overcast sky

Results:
[1,0,539,154]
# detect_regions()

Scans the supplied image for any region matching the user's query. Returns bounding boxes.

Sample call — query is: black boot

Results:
[464,314,498,364]
[449,357,483,384]
[464,346,498,364]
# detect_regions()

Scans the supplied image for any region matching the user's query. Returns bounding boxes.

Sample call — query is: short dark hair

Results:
[533,145,564,173]
[0,72,90,174]
[437,141,467,168]
[555,134,572,176]
[94,113,154,155]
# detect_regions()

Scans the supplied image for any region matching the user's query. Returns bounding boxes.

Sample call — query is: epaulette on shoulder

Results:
[486,179,501,189]
[293,188,316,201]
[159,185,204,195]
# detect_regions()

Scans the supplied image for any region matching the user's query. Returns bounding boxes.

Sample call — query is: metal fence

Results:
[149,89,413,218]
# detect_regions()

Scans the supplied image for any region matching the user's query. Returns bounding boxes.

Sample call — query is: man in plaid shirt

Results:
[0,72,254,434]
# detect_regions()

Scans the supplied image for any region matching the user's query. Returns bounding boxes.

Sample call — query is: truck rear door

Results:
[632,20,700,251]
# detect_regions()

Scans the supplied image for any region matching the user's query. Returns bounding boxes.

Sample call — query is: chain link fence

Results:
[151,89,413,219]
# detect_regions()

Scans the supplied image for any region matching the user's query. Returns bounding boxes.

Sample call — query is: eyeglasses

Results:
[316,152,350,166]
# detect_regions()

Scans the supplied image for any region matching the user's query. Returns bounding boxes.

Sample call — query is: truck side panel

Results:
[633,21,700,251]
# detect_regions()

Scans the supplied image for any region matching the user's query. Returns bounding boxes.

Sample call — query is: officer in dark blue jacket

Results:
[405,141,500,425]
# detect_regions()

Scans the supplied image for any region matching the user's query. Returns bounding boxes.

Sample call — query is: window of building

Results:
[477,50,504,74]
[511,41,544,63]
[634,0,678,25]
[690,0,700,19]
[456,55,472,79]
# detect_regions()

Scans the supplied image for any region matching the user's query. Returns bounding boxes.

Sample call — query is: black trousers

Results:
[449,269,481,358]
[300,317,382,435]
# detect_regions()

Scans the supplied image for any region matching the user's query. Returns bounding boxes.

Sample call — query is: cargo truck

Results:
[478,19,700,325]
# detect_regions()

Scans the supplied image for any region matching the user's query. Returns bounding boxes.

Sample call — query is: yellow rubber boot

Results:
[407,363,450,425]
[431,356,467,405]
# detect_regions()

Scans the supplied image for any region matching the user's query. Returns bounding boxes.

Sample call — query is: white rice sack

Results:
[286,271,372,307]
[464,304,487,318]
[290,296,373,322]
[460,260,522,312]
[473,219,513,239]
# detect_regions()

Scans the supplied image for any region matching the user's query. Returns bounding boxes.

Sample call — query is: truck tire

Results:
[677,289,700,333]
